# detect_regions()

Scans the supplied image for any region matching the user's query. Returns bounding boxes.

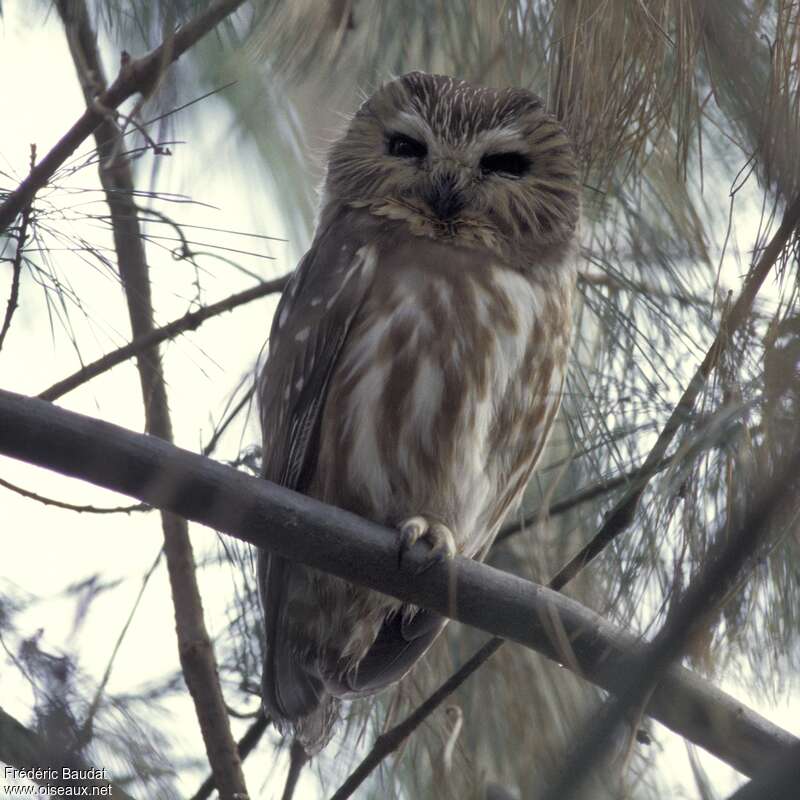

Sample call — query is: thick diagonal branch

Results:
[56,2,247,797]
[0,388,796,780]
[725,740,800,800]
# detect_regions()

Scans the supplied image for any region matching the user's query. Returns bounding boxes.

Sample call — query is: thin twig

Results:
[494,455,673,544]
[0,145,37,351]
[579,269,726,310]
[0,475,148,514]
[82,548,164,735]
[203,385,256,457]
[0,0,247,233]
[39,277,288,402]
[328,637,503,800]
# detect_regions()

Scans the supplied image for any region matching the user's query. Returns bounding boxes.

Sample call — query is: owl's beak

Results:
[425,171,466,221]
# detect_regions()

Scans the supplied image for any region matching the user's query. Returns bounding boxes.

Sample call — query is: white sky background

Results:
[0,2,798,799]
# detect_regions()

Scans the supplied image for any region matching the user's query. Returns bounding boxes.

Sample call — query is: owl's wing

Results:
[258,225,376,731]
[259,231,373,490]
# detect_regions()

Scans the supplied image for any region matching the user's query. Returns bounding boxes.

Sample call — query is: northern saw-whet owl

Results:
[258,72,580,753]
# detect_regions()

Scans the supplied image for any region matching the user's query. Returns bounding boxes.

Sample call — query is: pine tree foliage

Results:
[1,1,798,798]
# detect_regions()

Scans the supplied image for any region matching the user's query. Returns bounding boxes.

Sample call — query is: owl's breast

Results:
[311,239,574,555]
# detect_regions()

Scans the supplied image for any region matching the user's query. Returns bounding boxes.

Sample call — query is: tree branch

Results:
[0,388,796,779]
[328,636,503,800]
[0,0,247,234]
[0,474,147,514]
[38,276,288,402]
[0,145,36,352]
[56,2,248,796]
[0,703,135,800]
[280,740,309,800]
[189,714,270,800]
[725,740,800,800]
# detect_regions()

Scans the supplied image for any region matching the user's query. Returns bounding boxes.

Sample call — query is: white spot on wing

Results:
[278,305,289,329]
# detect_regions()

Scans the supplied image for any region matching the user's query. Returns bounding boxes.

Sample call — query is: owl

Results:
[257,72,579,753]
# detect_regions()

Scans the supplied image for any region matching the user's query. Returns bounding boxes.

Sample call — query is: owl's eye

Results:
[387,133,428,159]
[480,151,529,178]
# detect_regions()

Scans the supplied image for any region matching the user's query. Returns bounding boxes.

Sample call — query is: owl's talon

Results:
[398,516,456,572]
[398,516,427,567]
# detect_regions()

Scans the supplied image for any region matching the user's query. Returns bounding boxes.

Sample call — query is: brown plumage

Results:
[257,71,580,752]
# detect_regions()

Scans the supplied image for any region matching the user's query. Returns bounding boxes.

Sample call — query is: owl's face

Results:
[324,72,579,259]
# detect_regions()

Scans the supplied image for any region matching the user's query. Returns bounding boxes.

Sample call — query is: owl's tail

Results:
[259,551,339,754]
[262,663,339,754]
[261,643,339,754]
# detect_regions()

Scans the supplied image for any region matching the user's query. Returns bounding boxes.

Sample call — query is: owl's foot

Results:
[398,516,456,574]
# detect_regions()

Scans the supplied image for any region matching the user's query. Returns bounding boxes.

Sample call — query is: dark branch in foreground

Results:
[0,0,247,234]
[725,740,800,800]
[0,388,796,779]
[39,276,288,402]
[0,703,135,800]
[280,740,309,800]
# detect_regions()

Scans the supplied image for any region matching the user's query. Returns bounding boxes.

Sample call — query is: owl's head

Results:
[324,72,579,258]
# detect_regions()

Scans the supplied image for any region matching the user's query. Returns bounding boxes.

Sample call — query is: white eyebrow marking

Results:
[474,126,526,152]
[391,110,435,143]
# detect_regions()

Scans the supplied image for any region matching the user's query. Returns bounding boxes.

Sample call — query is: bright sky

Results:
[0,2,797,799]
